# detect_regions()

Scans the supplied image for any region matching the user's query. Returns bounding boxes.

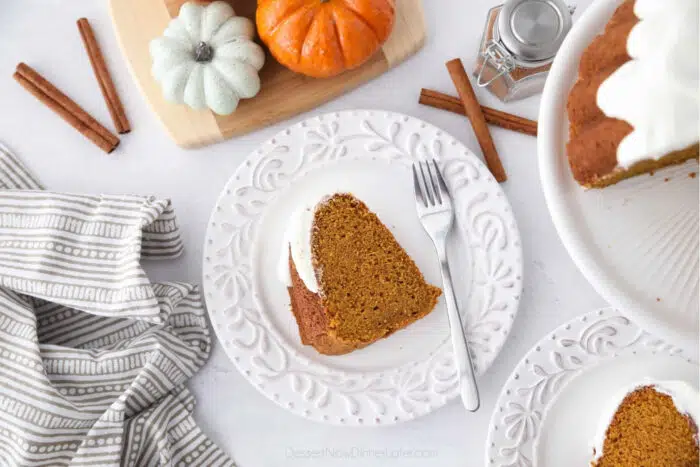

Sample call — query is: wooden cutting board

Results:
[109,0,426,148]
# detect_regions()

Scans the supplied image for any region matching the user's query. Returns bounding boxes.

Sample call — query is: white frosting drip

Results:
[591,380,700,462]
[597,0,699,169]
[277,197,330,293]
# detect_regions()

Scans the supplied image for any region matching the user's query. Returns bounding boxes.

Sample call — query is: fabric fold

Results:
[0,146,234,466]
[0,191,183,323]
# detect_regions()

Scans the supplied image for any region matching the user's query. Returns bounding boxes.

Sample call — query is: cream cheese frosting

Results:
[277,196,330,293]
[597,0,699,169]
[591,380,700,462]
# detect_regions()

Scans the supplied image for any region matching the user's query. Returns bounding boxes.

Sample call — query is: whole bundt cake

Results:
[566,0,699,188]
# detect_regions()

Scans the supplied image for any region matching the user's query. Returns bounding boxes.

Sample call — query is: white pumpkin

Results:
[149,1,265,115]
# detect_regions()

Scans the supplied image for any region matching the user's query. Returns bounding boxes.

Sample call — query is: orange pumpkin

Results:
[256,0,396,78]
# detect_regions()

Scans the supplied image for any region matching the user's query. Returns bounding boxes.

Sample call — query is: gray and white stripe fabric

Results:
[0,143,42,190]
[0,147,234,466]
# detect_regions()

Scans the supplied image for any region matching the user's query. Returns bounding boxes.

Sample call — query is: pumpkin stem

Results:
[194,41,214,63]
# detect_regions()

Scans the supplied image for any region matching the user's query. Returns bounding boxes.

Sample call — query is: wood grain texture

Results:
[109,0,425,148]
[383,0,425,67]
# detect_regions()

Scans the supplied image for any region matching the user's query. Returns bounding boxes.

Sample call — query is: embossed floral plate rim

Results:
[484,307,697,467]
[202,110,523,425]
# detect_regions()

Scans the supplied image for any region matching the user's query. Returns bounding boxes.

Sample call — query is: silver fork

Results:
[412,159,480,412]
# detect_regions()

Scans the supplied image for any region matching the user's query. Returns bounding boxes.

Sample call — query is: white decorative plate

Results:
[538,0,700,351]
[202,110,522,425]
[485,308,697,467]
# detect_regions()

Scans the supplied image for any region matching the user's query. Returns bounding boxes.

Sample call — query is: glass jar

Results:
[474,0,574,102]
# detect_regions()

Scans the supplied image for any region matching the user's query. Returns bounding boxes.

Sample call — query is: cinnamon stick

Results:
[14,63,119,153]
[445,59,507,182]
[77,18,130,134]
[419,88,538,137]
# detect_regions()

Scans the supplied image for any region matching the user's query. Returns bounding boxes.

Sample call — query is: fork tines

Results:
[412,159,451,208]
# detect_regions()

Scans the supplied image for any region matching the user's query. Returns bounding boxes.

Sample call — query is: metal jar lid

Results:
[495,0,572,66]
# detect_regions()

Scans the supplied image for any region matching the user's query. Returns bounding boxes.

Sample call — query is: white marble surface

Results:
[0,1,605,465]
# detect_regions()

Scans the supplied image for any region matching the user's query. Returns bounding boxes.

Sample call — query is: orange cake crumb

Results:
[593,386,699,467]
[288,194,441,355]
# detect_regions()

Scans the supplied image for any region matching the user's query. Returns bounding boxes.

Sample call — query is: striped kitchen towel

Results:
[0,143,234,466]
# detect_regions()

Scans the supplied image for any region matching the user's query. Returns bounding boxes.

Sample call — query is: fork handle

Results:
[439,257,480,412]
